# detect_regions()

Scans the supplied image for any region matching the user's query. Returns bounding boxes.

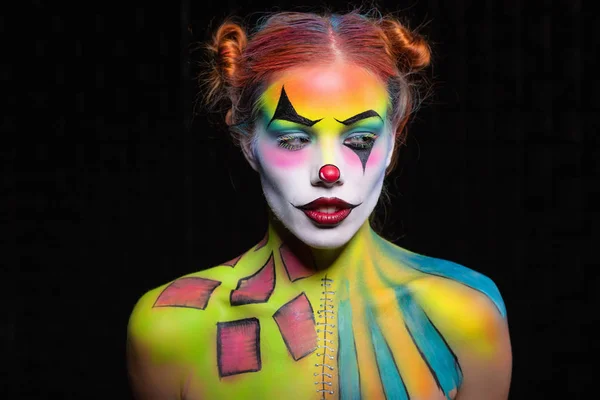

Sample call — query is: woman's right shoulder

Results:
[127,267,234,355]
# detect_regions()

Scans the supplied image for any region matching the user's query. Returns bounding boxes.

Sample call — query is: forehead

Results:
[259,63,390,121]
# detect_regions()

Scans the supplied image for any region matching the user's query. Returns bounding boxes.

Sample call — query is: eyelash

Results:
[275,132,379,151]
[343,133,379,149]
[276,134,311,151]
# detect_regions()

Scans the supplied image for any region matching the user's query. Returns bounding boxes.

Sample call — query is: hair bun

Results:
[380,18,431,72]
[209,22,247,81]
[204,22,247,107]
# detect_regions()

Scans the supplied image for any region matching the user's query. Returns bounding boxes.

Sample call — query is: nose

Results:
[319,164,340,183]
[313,164,342,187]
[311,135,343,187]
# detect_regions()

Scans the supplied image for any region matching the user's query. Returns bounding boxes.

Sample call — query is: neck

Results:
[265,215,379,275]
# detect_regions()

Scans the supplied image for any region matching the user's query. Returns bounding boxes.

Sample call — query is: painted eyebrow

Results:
[334,110,383,126]
[267,86,322,128]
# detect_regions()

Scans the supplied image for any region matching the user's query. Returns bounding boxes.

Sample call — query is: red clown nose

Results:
[319,164,341,183]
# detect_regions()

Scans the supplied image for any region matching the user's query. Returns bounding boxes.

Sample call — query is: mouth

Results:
[293,197,360,226]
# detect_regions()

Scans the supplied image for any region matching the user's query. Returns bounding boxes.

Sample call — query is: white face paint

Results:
[243,62,395,249]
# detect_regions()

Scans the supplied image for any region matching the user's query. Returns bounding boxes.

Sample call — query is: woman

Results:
[127,10,512,400]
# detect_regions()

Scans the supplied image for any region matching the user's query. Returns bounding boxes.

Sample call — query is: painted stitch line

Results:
[318,310,335,315]
[318,345,336,352]
[317,389,336,394]
[318,338,335,343]
[316,329,334,335]
[315,277,337,399]
[315,363,336,370]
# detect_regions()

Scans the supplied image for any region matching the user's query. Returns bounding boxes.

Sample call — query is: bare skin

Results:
[127,220,512,400]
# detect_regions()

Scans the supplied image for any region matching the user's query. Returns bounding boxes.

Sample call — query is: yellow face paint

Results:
[258,62,390,165]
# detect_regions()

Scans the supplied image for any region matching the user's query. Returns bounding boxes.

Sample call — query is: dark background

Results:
[18,0,597,398]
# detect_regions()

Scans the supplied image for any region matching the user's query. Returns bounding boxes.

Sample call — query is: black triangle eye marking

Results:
[343,144,373,173]
[267,86,322,128]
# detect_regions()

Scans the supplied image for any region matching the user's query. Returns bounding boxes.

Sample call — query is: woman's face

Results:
[245,62,395,249]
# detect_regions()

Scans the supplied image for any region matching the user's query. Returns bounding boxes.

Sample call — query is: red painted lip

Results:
[294,197,360,226]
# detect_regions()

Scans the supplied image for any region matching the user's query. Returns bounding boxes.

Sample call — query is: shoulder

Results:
[403,251,513,398]
[127,267,233,362]
[396,246,506,317]
[392,247,509,358]
[397,249,512,398]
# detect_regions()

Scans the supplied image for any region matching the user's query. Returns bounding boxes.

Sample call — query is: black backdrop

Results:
[19,0,597,398]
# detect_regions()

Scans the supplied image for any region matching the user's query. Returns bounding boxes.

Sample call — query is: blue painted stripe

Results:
[396,286,462,398]
[365,306,409,400]
[380,240,507,317]
[338,297,361,400]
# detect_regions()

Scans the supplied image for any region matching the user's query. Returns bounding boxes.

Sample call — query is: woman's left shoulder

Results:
[400,250,509,357]
[396,250,513,398]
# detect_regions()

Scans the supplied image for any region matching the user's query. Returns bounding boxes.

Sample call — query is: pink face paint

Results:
[365,148,384,169]
[258,141,309,169]
[341,146,366,170]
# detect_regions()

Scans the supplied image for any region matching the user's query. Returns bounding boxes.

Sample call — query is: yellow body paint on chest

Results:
[129,221,506,399]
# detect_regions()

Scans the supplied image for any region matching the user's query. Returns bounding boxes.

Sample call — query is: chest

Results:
[185,286,460,400]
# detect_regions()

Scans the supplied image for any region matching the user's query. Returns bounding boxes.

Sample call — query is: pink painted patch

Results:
[279,244,315,282]
[217,318,261,377]
[258,142,309,168]
[230,254,275,305]
[153,277,221,310]
[254,232,269,251]
[273,293,317,361]
[223,253,243,267]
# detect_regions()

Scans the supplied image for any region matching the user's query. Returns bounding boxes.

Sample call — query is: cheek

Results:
[340,147,385,170]
[257,142,309,169]
[341,147,363,169]
[365,148,384,169]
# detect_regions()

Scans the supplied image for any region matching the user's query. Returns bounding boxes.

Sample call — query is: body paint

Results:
[230,253,276,305]
[153,277,221,310]
[273,292,318,361]
[337,284,361,399]
[279,243,316,282]
[223,253,243,267]
[142,223,505,399]
[217,318,262,377]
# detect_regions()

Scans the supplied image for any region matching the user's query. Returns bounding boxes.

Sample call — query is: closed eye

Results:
[276,133,311,151]
[343,133,378,150]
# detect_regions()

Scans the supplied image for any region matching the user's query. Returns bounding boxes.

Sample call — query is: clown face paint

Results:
[248,62,394,249]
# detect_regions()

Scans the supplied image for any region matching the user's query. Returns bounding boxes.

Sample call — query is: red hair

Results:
[201,10,431,173]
